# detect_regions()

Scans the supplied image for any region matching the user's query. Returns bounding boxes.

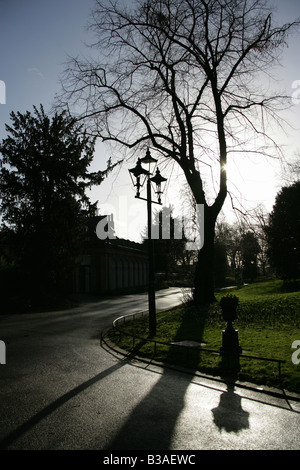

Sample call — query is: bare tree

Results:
[245,204,270,276]
[58,0,299,305]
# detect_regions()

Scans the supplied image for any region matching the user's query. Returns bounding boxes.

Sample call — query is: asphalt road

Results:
[0,287,299,452]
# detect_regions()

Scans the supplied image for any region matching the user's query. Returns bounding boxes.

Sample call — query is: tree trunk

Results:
[193,207,217,305]
[183,162,226,306]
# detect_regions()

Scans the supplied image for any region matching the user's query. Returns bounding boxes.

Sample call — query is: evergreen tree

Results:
[266,181,300,282]
[0,105,111,309]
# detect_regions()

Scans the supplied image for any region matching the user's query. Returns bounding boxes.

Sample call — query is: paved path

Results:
[0,288,299,451]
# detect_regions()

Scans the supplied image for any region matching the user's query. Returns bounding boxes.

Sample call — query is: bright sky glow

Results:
[1,0,300,242]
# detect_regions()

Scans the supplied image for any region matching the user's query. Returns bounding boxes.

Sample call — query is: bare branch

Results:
[56,0,300,216]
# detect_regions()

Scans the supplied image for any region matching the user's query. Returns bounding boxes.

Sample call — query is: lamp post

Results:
[129,149,167,336]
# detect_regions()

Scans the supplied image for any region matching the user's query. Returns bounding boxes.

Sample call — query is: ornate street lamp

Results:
[150,168,168,204]
[128,158,149,198]
[129,149,167,336]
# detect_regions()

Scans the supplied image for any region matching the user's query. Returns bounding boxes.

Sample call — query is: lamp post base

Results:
[220,321,242,354]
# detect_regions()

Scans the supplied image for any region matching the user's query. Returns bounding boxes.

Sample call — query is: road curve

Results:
[0,287,299,451]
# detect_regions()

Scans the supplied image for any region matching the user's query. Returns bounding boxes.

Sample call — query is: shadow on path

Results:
[211,355,250,433]
[105,307,208,450]
[0,361,125,450]
[211,382,250,433]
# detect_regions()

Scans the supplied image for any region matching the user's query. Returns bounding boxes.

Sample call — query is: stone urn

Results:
[221,304,238,322]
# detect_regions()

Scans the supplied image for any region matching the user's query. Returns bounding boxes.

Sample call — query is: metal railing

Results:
[111,311,286,381]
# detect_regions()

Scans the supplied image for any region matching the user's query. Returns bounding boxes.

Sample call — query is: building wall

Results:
[74,241,148,295]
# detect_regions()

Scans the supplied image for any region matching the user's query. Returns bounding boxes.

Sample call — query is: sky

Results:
[1,0,300,242]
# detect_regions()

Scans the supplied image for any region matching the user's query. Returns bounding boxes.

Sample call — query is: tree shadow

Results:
[211,354,250,433]
[105,305,208,450]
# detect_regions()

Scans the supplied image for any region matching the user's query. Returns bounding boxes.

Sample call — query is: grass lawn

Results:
[107,279,300,394]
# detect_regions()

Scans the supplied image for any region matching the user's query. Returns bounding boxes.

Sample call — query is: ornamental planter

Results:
[219,294,242,354]
[221,305,237,322]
